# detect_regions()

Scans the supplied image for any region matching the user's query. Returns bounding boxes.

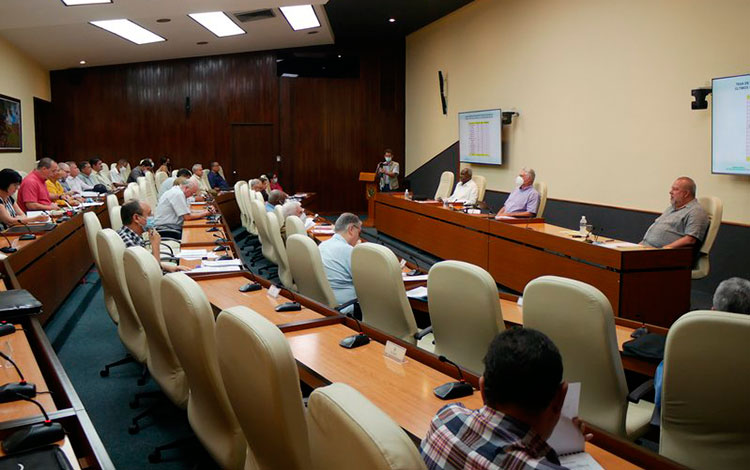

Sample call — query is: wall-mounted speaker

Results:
[438,71,447,115]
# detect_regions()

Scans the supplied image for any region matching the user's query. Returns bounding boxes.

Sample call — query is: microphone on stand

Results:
[339,312,370,349]
[0,351,36,402]
[1,394,65,454]
[433,355,474,400]
[18,221,36,241]
[0,230,17,254]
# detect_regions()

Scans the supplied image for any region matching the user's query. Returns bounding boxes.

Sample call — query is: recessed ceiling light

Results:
[79,60,87,65]
[156,18,171,23]
[61,0,112,6]
[388,18,396,23]
[337,54,342,58]
[196,41,208,45]
[188,12,245,37]
[279,5,320,31]
[90,19,166,44]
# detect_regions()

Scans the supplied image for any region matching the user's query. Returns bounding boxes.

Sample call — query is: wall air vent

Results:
[234,9,275,23]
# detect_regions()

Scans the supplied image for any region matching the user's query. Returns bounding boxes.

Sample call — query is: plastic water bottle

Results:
[404,189,409,200]
[579,216,587,236]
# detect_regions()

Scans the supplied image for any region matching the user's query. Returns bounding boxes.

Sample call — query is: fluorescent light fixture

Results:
[90,19,165,44]
[281,73,299,78]
[188,12,245,37]
[62,0,112,5]
[280,5,320,31]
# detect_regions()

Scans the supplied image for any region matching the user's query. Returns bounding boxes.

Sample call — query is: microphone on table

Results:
[1,394,65,454]
[212,232,228,244]
[0,351,36,403]
[339,312,370,349]
[18,221,36,241]
[433,355,474,400]
[0,230,17,254]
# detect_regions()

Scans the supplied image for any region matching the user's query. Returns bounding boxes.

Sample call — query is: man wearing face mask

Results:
[641,176,708,250]
[495,168,540,219]
[377,148,400,192]
[117,200,189,273]
[440,167,478,205]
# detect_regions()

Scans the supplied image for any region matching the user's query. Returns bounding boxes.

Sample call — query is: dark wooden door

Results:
[230,123,275,183]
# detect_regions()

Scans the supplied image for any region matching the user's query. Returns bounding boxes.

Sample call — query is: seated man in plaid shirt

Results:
[421,328,571,470]
[117,200,188,273]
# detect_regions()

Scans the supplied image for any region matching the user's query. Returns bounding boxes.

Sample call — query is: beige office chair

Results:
[242,187,259,236]
[216,307,310,470]
[273,205,285,233]
[100,165,111,181]
[308,382,427,470]
[234,181,249,230]
[427,261,503,374]
[120,166,129,182]
[218,165,226,180]
[352,243,418,344]
[123,247,188,409]
[96,230,148,366]
[523,276,653,440]
[142,173,158,208]
[110,163,118,173]
[123,183,139,202]
[83,212,118,324]
[434,171,454,200]
[266,215,295,290]
[201,171,210,192]
[161,274,246,470]
[692,196,723,279]
[250,200,278,265]
[472,175,487,202]
[154,171,168,191]
[285,215,307,239]
[660,310,750,470]
[108,202,122,231]
[535,181,548,218]
[286,234,338,308]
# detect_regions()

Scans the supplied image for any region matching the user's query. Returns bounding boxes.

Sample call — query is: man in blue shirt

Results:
[266,189,286,212]
[207,162,230,191]
[319,213,361,312]
[496,167,540,219]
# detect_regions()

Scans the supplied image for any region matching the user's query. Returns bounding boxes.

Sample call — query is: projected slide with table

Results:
[459,109,502,165]
[712,74,750,175]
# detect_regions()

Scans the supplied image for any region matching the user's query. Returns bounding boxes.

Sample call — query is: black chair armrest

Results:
[627,379,654,404]
[334,298,358,312]
[414,325,433,340]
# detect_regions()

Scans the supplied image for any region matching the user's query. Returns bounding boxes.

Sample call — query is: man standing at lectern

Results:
[377,148,399,192]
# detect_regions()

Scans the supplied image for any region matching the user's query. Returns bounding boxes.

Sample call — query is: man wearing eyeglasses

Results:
[319,213,362,314]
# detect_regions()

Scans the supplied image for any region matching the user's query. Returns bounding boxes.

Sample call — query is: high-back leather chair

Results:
[266,215,295,290]
[472,175,487,202]
[124,182,140,201]
[201,171,210,192]
[273,205,285,233]
[250,200,278,265]
[123,247,188,409]
[160,273,246,470]
[434,171,454,200]
[110,163,118,173]
[141,174,158,208]
[535,181,548,217]
[660,310,750,470]
[234,181,249,229]
[96,229,148,364]
[216,307,310,470]
[286,234,337,308]
[108,202,122,231]
[99,165,111,181]
[308,382,427,470]
[692,196,722,279]
[242,187,259,236]
[352,243,418,344]
[285,215,307,239]
[523,276,653,440]
[154,171,168,191]
[428,260,503,374]
[83,212,118,324]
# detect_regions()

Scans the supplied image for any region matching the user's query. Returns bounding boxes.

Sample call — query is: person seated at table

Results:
[496,168,540,219]
[189,164,211,194]
[266,189,287,212]
[652,276,750,419]
[153,179,213,239]
[127,158,154,184]
[18,158,59,212]
[280,199,305,239]
[110,159,128,186]
[249,178,265,197]
[57,162,74,194]
[65,161,86,195]
[641,177,708,251]
[0,169,48,230]
[377,148,400,192]
[77,160,98,190]
[156,156,172,175]
[439,168,478,205]
[259,174,271,201]
[117,200,189,273]
[319,213,361,314]
[46,164,79,207]
[421,328,572,470]
[207,162,230,191]
[159,168,191,196]
[269,172,284,192]
[90,157,114,191]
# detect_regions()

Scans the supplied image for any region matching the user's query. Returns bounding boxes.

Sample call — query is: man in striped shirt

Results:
[421,328,570,470]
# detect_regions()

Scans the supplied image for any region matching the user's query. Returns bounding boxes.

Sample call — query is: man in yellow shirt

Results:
[46,165,79,207]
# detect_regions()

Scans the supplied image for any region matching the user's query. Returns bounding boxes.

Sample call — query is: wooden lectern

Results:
[359,172,377,227]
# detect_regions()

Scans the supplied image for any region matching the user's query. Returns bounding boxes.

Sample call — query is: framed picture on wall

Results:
[0,94,22,153]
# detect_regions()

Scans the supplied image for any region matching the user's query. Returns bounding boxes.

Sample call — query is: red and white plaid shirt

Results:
[420,403,567,470]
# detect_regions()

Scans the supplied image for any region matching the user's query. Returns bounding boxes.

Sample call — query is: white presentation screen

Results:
[458,109,502,166]
[712,74,750,175]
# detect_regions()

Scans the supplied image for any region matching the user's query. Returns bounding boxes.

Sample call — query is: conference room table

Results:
[373,193,693,327]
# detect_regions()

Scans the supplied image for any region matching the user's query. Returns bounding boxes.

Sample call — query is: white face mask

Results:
[515,175,524,187]
[385,156,392,163]
[272,177,278,183]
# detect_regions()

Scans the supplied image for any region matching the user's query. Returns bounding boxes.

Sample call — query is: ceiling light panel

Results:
[90,19,165,45]
[280,5,320,31]
[62,0,112,5]
[188,12,245,37]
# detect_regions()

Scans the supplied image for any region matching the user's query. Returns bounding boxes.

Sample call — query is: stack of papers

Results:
[304,218,316,230]
[597,241,639,248]
[202,259,242,267]
[81,191,101,198]
[81,201,104,207]
[406,286,428,300]
[25,211,50,220]
[190,266,241,274]
[547,383,603,470]
[402,273,428,282]
[176,249,218,260]
[312,225,335,234]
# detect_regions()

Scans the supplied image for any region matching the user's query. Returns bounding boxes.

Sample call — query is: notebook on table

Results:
[547,383,604,470]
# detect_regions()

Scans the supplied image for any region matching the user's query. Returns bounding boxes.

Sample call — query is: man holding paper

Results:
[421,328,590,470]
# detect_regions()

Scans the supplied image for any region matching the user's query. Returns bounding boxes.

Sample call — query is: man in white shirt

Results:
[77,161,98,191]
[189,164,211,194]
[153,179,213,239]
[90,158,114,191]
[440,168,478,204]
[109,159,128,187]
[319,213,361,314]
[65,161,85,194]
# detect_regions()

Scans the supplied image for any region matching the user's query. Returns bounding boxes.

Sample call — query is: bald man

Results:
[153,179,213,239]
[641,177,709,249]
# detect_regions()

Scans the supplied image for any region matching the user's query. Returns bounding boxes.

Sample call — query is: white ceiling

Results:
[0,0,334,70]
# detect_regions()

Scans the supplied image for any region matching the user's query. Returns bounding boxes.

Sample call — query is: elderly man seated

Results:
[439,168,478,205]
[641,176,708,250]
[265,189,287,212]
[496,167,540,218]
[318,213,361,314]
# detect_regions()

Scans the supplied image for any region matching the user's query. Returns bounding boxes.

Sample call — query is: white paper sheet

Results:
[190,266,241,274]
[81,191,100,198]
[304,218,315,229]
[548,382,585,456]
[202,259,242,267]
[599,241,640,248]
[558,453,604,470]
[402,274,428,282]
[81,201,104,207]
[406,286,428,299]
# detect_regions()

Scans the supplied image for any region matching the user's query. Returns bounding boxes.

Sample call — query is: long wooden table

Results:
[374,193,692,327]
